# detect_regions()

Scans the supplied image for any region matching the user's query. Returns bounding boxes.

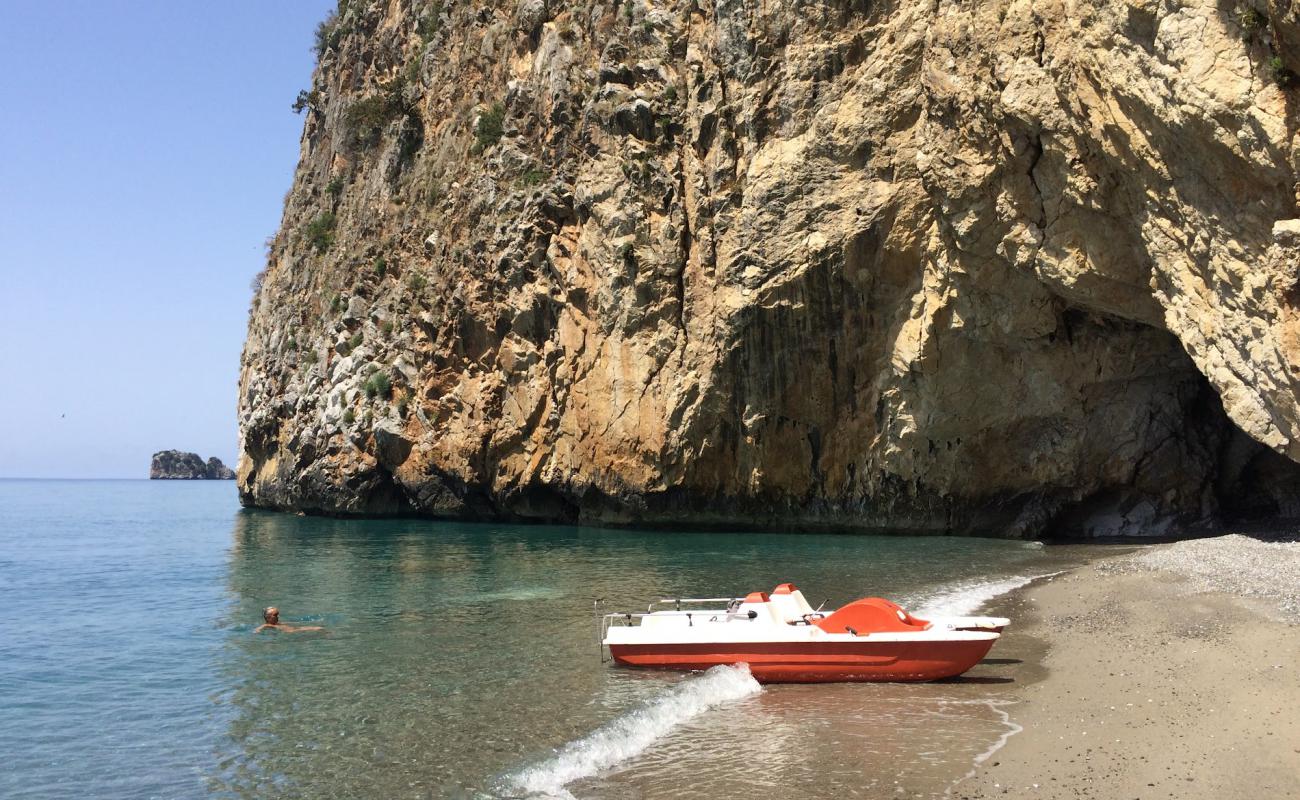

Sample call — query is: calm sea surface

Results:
[0,480,1094,799]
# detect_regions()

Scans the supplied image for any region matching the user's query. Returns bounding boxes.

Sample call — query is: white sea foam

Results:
[506,664,762,799]
[971,701,1023,765]
[908,572,1063,617]
[945,700,1025,796]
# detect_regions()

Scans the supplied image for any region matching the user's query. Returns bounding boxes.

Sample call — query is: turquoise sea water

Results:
[0,480,1088,799]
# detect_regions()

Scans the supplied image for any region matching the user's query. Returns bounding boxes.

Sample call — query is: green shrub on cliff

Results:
[342,78,420,152]
[250,269,266,296]
[314,12,343,57]
[1238,6,1266,37]
[292,89,321,114]
[1270,56,1295,87]
[344,95,398,149]
[305,212,336,253]
[418,3,443,43]
[403,49,426,90]
[364,371,392,399]
[342,408,356,424]
[472,103,505,153]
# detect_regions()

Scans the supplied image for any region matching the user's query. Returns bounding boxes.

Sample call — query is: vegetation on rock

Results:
[1269,55,1295,86]
[292,89,321,114]
[304,212,336,253]
[364,371,392,400]
[313,11,343,57]
[472,103,505,153]
[344,95,398,150]
[417,3,442,43]
[1237,6,1266,37]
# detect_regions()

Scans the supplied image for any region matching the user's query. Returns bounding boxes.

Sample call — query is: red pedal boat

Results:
[601,583,1003,683]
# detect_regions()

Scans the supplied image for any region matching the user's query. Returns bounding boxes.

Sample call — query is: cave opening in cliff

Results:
[1039,342,1300,539]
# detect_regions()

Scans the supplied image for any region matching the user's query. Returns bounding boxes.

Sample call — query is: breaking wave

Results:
[907,572,1063,617]
[504,664,762,798]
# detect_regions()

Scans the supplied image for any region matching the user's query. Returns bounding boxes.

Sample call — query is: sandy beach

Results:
[954,534,1300,799]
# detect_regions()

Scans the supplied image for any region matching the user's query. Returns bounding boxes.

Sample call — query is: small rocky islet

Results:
[149,450,235,480]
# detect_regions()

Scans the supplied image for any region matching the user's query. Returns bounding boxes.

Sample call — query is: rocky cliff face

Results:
[151,451,236,480]
[239,0,1300,536]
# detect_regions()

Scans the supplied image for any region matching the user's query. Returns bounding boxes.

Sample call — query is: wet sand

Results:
[952,536,1300,799]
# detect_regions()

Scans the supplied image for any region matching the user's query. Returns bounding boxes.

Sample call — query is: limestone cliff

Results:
[239,0,1300,536]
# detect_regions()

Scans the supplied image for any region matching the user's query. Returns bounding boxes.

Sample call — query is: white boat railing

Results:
[647,597,740,612]
[608,609,735,618]
[601,609,749,624]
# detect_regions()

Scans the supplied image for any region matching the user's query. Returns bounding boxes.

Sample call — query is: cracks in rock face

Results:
[1026,131,1047,230]
[674,150,691,341]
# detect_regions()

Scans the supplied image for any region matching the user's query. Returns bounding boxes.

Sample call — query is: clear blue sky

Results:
[0,1,334,478]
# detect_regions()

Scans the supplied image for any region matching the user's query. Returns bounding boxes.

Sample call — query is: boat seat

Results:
[866,597,931,628]
[735,591,785,625]
[814,598,932,635]
[770,583,820,624]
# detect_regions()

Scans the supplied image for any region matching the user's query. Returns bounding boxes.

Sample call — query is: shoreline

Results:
[950,535,1300,799]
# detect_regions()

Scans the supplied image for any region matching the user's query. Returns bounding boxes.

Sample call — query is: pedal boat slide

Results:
[601,583,1006,683]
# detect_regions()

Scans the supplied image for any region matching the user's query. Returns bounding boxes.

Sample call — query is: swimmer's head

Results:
[263,607,279,624]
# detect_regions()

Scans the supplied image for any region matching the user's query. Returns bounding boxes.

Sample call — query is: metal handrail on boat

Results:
[601,611,735,624]
[648,597,740,612]
[601,608,757,632]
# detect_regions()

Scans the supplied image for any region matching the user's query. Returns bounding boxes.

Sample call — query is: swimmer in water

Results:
[254,606,323,633]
